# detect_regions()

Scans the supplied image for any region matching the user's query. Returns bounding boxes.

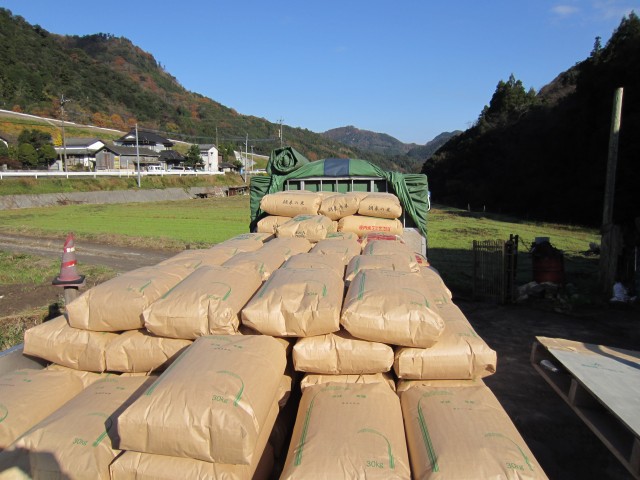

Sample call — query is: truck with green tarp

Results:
[250,146,431,255]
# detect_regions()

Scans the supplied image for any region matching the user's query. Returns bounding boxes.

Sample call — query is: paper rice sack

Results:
[299,372,396,392]
[394,301,496,380]
[241,268,343,337]
[293,330,393,375]
[275,215,334,242]
[143,265,263,339]
[309,238,362,264]
[357,192,402,219]
[0,368,100,449]
[257,215,292,234]
[104,330,192,373]
[401,383,548,479]
[0,376,154,480]
[117,335,287,465]
[110,401,280,480]
[338,215,403,237]
[260,191,323,217]
[222,250,287,280]
[345,254,416,284]
[280,382,411,479]
[260,237,312,259]
[341,270,445,348]
[23,316,118,372]
[67,264,197,332]
[318,193,362,220]
[282,252,346,277]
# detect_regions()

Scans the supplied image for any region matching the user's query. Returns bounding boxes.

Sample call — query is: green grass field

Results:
[0,196,600,295]
[0,195,251,249]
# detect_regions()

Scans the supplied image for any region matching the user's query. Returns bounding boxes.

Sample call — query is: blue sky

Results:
[2,0,637,144]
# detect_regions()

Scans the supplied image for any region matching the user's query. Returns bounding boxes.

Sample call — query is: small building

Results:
[219,162,239,173]
[52,138,105,170]
[114,129,174,153]
[159,149,186,169]
[199,144,219,172]
[95,145,161,171]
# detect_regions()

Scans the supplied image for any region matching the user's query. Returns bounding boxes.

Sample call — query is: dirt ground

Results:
[0,233,638,479]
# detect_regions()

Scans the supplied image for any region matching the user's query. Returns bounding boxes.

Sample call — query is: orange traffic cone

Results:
[52,233,85,286]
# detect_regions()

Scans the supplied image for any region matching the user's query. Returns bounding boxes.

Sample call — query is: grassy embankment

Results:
[0,173,245,196]
[0,197,600,349]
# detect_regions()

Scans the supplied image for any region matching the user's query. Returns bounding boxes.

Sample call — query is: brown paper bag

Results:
[300,372,396,392]
[309,238,362,264]
[282,253,346,277]
[319,193,362,220]
[117,335,287,465]
[341,270,445,348]
[257,215,292,234]
[280,383,411,479]
[394,300,496,380]
[215,233,272,252]
[260,191,323,216]
[143,265,263,338]
[293,330,393,374]
[338,215,403,237]
[345,254,416,284]
[67,264,197,332]
[421,265,453,299]
[396,378,485,394]
[0,368,101,449]
[156,246,240,269]
[358,192,402,219]
[0,376,155,480]
[260,236,313,259]
[23,316,118,372]
[222,250,287,280]
[241,268,343,337]
[401,383,548,479]
[362,240,419,270]
[104,330,192,373]
[324,231,359,241]
[275,215,334,242]
[110,400,280,480]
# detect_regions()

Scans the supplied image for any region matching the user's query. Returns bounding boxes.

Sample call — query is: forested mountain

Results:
[0,8,413,170]
[406,131,461,159]
[422,13,640,227]
[322,126,419,156]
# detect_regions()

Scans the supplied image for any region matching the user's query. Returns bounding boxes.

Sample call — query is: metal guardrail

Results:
[0,170,225,180]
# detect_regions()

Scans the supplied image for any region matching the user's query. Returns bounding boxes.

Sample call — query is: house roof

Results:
[116,129,173,146]
[99,145,160,157]
[199,144,218,150]
[159,150,185,161]
[219,162,238,169]
[64,138,102,148]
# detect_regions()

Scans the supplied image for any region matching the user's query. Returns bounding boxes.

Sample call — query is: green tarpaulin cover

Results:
[251,156,429,238]
[266,146,310,175]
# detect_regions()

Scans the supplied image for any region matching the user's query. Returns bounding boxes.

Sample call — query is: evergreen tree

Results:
[18,143,38,168]
[38,144,57,166]
[184,144,201,168]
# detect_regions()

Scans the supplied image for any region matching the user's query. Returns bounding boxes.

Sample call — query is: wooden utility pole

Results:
[599,87,624,294]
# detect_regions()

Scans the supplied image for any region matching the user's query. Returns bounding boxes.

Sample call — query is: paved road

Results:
[0,233,174,272]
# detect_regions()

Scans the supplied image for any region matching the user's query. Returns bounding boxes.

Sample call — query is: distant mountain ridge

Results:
[322,125,461,160]
[322,126,418,156]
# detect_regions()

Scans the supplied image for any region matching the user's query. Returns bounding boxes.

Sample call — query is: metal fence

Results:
[0,170,224,180]
[472,234,519,303]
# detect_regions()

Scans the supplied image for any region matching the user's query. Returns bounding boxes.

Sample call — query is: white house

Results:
[53,137,105,170]
[199,144,219,172]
